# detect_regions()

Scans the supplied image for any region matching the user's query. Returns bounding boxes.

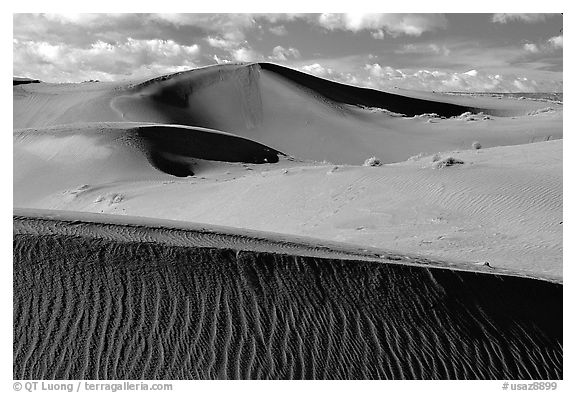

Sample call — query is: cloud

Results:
[301,63,333,77]
[548,35,563,49]
[317,13,448,36]
[492,14,551,24]
[521,37,562,55]
[269,25,288,36]
[270,46,301,61]
[361,62,560,92]
[364,64,405,79]
[299,63,361,86]
[523,43,540,53]
[206,36,240,50]
[42,13,116,25]
[231,47,261,62]
[152,13,255,41]
[396,43,450,56]
[13,13,562,92]
[16,14,259,45]
[13,38,201,82]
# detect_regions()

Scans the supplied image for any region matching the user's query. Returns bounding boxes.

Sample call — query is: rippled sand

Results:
[14,212,562,380]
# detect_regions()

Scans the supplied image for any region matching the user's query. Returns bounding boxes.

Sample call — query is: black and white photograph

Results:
[10,8,566,387]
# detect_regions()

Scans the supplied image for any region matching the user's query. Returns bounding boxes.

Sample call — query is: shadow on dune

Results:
[13,123,283,179]
[14,216,562,380]
[137,125,282,177]
[259,63,479,117]
[13,77,41,86]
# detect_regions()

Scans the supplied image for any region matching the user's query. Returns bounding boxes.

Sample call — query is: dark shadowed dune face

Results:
[14,216,562,380]
[13,77,41,86]
[259,63,477,117]
[137,125,281,176]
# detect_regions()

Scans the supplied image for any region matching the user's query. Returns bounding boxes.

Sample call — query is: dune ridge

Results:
[15,208,557,281]
[14,211,562,380]
[14,63,562,163]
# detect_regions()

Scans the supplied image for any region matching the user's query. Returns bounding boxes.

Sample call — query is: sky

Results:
[13,13,563,92]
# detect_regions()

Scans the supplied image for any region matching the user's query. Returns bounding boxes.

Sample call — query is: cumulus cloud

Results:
[205,35,266,63]
[270,46,301,61]
[317,13,448,36]
[231,47,261,62]
[13,13,562,92]
[13,38,201,82]
[301,63,333,77]
[299,63,362,86]
[548,35,563,49]
[521,37,562,55]
[492,14,551,24]
[361,62,560,92]
[364,64,405,79]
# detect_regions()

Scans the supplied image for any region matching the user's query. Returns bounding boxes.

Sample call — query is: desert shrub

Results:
[327,165,339,175]
[434,157,464,169]
[472,141,482,150]
[413,113,442,119]
[363,157,383,167]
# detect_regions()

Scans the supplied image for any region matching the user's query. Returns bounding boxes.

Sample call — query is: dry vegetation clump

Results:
[413,113,442,119]
[363,157,383,167]
[433,157,465,169]
[94,193,125,205]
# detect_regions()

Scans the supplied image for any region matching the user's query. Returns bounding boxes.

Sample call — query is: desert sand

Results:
[13,62,563,379]
[14,210,561,379]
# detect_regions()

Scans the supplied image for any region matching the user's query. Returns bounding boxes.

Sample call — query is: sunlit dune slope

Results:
[13,120,562,280]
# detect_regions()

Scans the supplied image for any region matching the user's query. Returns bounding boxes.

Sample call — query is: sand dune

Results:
[13,63,562,164]
[13,62,563,380]
[14,122,283,198]
[14,122,562,279]
[14,211,562,380]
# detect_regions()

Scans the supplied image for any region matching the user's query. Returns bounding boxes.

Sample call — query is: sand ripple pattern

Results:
[14,219,562,380]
